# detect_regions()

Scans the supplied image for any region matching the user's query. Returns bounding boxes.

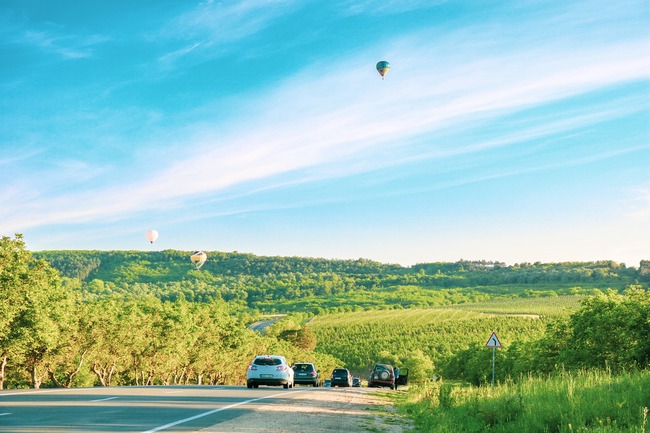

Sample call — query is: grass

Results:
[395,369,650,433]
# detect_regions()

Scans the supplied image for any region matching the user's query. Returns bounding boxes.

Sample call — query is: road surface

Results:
[0,385,410,433]
[247,315,286,334]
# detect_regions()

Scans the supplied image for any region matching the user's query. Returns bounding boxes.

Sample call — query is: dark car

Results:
[368,364,396,389]
[330,368,352,387]
[292,362,320,386]
[352,377,361,387]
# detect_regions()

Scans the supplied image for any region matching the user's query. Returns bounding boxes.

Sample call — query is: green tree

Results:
[0,235,32,389]
[565,289,650,370]
[83,298,133,386]
[0,234,74,389]
[400,349,435,383]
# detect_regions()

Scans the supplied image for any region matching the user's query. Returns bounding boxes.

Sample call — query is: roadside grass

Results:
[365,389,415,432]
[393,370,650,433]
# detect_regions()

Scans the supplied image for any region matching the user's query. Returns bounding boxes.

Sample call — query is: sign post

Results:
[485,331,502,389]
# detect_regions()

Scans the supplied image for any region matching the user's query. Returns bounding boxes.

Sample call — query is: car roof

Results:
[254,355,286,361]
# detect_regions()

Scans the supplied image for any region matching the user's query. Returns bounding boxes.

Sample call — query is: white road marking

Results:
[91,397,119,402]
[141,390,305,433]
[0,413,11,416]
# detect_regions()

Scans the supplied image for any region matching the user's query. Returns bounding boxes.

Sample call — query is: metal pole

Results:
[491,347,495,390]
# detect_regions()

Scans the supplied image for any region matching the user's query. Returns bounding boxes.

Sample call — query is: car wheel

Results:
[247,383,252,389]
[283,383,289,389]
[253,384,259,388]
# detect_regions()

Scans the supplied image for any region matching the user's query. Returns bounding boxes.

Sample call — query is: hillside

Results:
[34,250,649,313]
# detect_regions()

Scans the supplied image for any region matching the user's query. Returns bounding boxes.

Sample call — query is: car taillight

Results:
[276,365,287,371]
[248,365,257,371]
[311,371,317,376]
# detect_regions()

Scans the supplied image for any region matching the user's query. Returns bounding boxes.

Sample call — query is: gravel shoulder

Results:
[201,386,413,433]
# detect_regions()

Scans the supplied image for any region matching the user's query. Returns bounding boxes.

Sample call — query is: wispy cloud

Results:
[340,0,446,15]
[156,0,299,64]
[2,1,648,234]
[22,29,108,59]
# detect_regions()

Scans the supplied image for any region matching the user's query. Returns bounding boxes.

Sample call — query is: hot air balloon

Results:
[145,230,159,243]
[376,61,390,80]
[190,251,207,270]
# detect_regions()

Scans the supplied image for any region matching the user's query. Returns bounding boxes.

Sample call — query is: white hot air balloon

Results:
[145,230,159,244]
[190,251,207,270]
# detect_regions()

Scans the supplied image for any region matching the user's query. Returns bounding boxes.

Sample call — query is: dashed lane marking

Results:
[141,390,306,433]
[91,397,119,402]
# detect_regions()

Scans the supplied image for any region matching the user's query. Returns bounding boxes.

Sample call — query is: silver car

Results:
[246,355,295,389]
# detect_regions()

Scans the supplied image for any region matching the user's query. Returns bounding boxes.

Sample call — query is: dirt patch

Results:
[201,387,413,433]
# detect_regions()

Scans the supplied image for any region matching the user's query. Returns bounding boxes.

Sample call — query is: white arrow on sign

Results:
[485,331,502,348]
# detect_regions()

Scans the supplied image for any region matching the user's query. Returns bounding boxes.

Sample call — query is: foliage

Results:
[2,244,646,394]
[33,251,646,313]
[1,239,343,389]
[537,289,650,372]
[440,290,650,384]
[0,235,77,389]
[399,370,650,433]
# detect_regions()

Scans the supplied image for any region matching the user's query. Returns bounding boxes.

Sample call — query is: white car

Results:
[246,355,295,389]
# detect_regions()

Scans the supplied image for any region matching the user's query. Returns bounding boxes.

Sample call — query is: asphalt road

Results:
[0,385,307,433]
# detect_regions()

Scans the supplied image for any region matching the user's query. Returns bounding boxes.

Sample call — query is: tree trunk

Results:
[0,355,7,390]
[92,363,107,387]
[31,364,42,389]
[107,364,115,386]
[49,350,86,388]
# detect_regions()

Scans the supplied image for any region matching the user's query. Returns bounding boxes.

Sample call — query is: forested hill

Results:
[34,250,402,281]
[34,250,649,312]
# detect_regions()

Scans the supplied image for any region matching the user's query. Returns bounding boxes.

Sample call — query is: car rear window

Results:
[294,364,313,371]
[373,364,392,372]
[333,369,348,374]
[254,357,282,366]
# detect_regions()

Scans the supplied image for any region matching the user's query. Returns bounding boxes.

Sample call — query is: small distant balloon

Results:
[376,61,390,80]
[145,230,159,243]
[190,251,207,270]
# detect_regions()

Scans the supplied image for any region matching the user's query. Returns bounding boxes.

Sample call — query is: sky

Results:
[1,0,649,267]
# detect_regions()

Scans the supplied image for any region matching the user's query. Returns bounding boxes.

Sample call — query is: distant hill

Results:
[33,250,649,312]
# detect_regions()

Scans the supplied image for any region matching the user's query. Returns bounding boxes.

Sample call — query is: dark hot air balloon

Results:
[376,61,390,80]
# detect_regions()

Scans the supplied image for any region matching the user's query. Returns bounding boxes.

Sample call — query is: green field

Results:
[444,294,586,316]
[308,299,565,376]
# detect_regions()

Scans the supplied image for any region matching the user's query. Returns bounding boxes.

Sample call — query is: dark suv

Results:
[330,368,352,387]
[368,364,408,389]
[292,362,320,386]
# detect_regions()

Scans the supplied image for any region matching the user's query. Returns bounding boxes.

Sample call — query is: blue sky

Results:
[1,0,649,267]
